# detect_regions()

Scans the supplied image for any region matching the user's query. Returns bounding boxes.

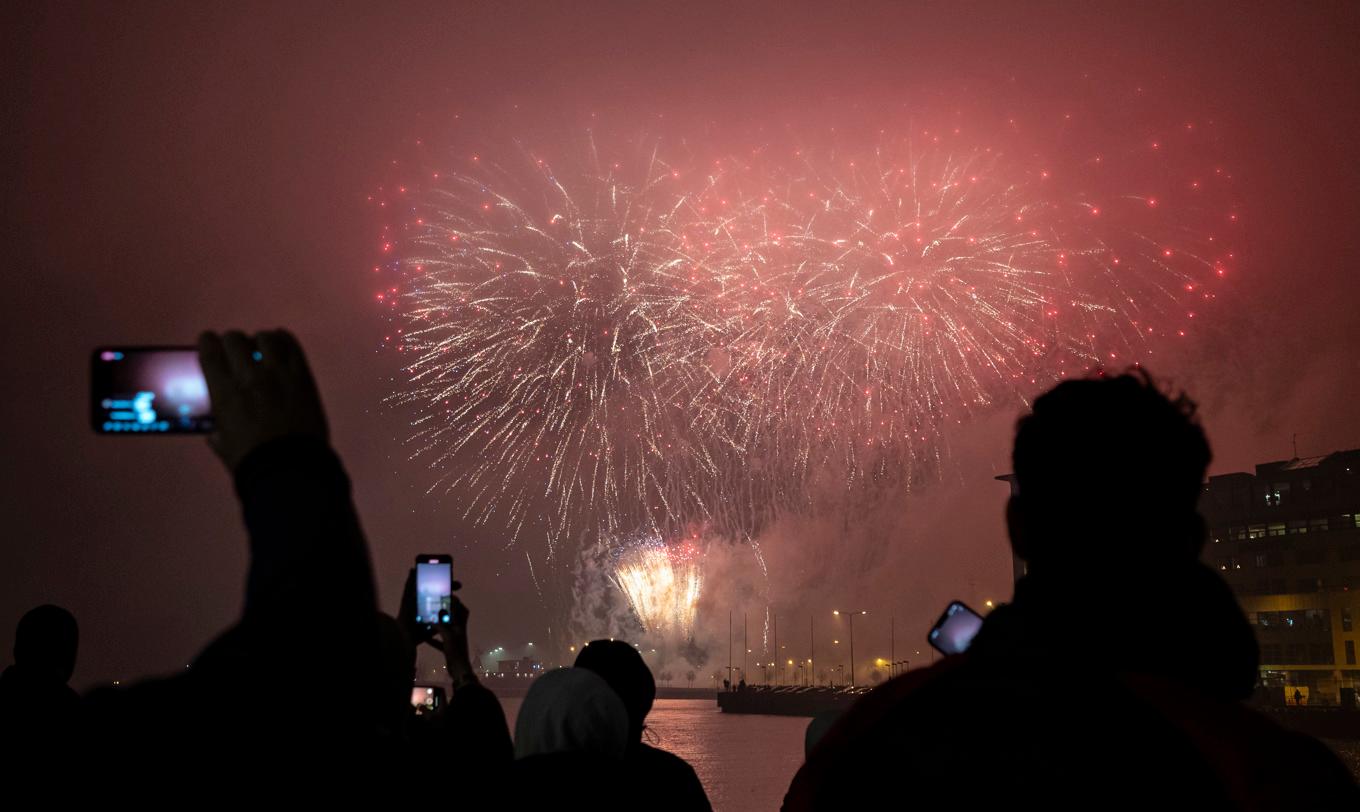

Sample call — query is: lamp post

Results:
[809,615,815,686]
[833,609,867,687]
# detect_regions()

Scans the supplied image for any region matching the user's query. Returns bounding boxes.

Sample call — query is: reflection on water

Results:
[502,697,807,811]
[503,697,1360,808]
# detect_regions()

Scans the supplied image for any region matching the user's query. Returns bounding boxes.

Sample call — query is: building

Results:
[1200,449,1360,706]
[494,657,542,679]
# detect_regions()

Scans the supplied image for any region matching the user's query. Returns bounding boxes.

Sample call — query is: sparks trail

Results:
[383,138,784,586]
[610,532,704,637]
[374,126,1236,629]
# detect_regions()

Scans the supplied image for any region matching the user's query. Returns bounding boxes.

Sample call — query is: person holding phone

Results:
[784,370,1359,809]
[84,330,388,767]
[397,560,513,770]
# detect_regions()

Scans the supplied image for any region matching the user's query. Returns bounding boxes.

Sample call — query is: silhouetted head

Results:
[13,605,78,683]
[1009,369,1211,579]
[574,639,655,743]
[514,667,629,759]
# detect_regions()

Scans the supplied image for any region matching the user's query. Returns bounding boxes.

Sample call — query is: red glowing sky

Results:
[3,1,1359,687]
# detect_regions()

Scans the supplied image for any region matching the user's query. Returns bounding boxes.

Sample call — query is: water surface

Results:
[503,697,807,811]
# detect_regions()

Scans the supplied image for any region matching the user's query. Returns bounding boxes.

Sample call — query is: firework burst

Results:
[386,139,769,568]
[376,124,1235,618]
[610,534,704,637]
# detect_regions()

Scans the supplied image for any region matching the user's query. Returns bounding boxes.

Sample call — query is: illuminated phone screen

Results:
[415,559,452,626]
[91,347,212,434]
[928,601,985,655]
[411,685,440,713]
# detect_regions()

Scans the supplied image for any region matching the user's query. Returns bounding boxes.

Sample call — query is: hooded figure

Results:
[515,667,629,759]
[510,667,633,807]
[575,640,712,810]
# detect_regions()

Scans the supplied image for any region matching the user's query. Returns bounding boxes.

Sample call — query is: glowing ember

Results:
[611,535,704,636]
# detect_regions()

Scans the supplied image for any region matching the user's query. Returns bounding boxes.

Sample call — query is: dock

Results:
[717,685,869,717]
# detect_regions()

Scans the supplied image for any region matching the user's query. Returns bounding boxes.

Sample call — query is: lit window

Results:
[1265,482,1290,506]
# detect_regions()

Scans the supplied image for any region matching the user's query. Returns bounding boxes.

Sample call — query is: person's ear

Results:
[1006,495,1031,562]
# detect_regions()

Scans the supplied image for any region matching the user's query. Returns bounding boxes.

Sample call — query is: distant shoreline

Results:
[481,678,717,701]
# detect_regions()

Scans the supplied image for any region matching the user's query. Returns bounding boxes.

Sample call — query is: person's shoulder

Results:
[841,657,971,720]
[1122,674,1360,803]
[634,743,711,809]
[636,742,700,773]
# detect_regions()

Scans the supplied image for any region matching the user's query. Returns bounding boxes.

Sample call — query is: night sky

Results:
[4,1,1359,689]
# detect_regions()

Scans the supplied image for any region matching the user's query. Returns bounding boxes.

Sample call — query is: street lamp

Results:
[832,609,867,687]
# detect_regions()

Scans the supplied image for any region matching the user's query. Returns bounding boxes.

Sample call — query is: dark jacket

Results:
[0,664,80,749]
[632,741,712,811]
[784,561,1359,810]
[82,437,382,765]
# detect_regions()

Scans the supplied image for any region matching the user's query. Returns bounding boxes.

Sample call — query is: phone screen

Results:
[415,557,453,626]
[410,685,443,715]
[928,601,985,656]
[91,347,212,434]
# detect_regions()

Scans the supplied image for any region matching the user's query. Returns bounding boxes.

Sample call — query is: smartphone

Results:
[410,684,445,716]
[928,601,985,656]
[415,554,453,628]
[91,347,212,434]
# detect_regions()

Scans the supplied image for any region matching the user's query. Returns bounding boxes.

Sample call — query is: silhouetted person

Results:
[510,667,633,808]
[395,567,512,769]
[803,711,840,757]
[575,640,711,811]
[785,370,1359,810]
[0,605,80,748]
[1294,688,1304,706]
[373,612,417,743]
[83,330,387,768]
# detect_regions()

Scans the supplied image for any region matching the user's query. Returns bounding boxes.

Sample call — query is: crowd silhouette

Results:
[2,331,1357,806]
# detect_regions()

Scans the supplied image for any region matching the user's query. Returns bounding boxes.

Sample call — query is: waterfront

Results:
[503,698,807,810]
[501,697,1360,810]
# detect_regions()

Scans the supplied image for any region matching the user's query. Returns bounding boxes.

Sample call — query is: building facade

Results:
[493,656,543,679]
[1200,449,1360,706]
